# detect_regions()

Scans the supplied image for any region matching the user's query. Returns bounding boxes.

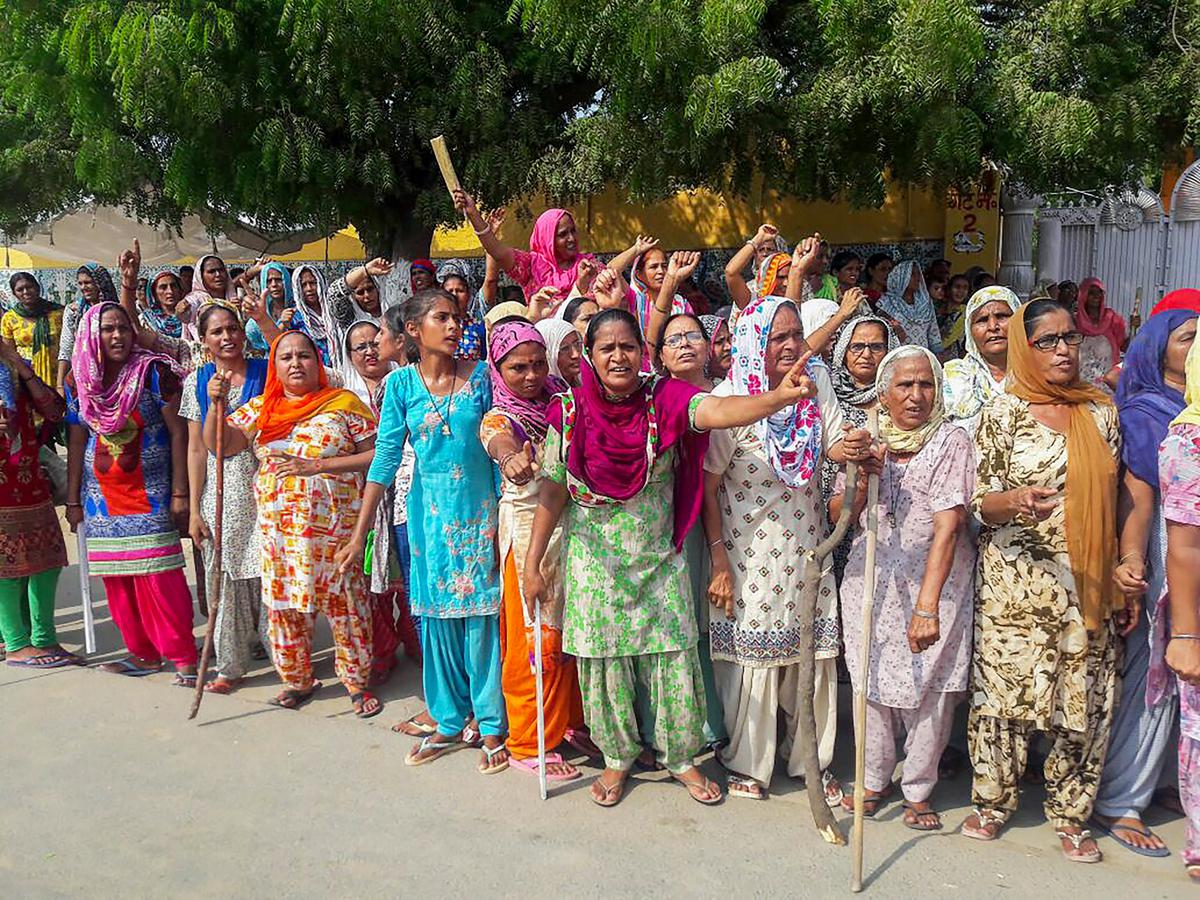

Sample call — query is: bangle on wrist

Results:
[66,501,82,508]
[1172,634,1200,640]
[913,608,939,620]
[709,538,724,549]
[171,492,188,500]
[1118,552,1144,564]
[472,223,493,237]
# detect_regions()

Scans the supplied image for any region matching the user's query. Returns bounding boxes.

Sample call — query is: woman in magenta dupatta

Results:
[64,302,197,684]
[521,306,846,809]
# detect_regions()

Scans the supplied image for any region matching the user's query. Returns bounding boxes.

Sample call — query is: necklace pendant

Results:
[442,424,451,436]
[887,512,896,527]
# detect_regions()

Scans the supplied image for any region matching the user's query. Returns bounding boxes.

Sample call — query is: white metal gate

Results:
[1164,159,1200,293]
[1036,188,1166,318]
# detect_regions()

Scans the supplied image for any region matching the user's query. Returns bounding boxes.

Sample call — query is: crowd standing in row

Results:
[1,197,1199,881]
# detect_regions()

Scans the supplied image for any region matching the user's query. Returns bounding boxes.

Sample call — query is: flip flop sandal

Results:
[961,807,1005,841]
[1056,829,1102,864]
[1188,864,1200,883]
[1087,816,1171,858]
[173,673,198,688]
[510,752,581,783]
[350,691,383,719]
[461,724,484,747]
[563,728,603,760]
[674,773,724,806]
[99,658,162,677]
[267,681,322,710]
[478,742,509,775]
[727,774,767,801]
[840,784,892,817]
[204,678,239,695]
[392,715,437,736]
[6,652,74,669]
[590,775,626,808]
[902,802,943,832]
[405,735,463,767]
[822,770,845,808]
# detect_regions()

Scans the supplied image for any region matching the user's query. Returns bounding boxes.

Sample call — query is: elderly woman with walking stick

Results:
[831,346,976,831]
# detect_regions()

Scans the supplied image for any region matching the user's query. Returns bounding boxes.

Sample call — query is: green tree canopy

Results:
[0,0,1196,254]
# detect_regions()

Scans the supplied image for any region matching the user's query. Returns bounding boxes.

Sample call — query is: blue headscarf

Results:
[258,262,294,307]
[1114,309,1196,488]
[76,263,117,310]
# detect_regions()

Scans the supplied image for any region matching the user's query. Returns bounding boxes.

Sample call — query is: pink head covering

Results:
[488,321,567,444]
[70,302,185,435]
[521,209,596,296]
[1074,277,1126,366]
[545,310,708,552]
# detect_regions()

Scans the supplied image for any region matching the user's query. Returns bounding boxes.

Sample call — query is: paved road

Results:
[0,548,1194,898]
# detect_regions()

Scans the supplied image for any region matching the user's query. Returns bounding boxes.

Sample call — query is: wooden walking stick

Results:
[533,599,548,801]
[795,455,862,845]
[189,395,225,720]
[851,407,881,893]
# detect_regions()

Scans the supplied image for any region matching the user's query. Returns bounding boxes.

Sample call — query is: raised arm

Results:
[693,351,816,431]
[607,235,659,275]
[117,239,157,350]
[725,223,778,310]
[647,251,700,356]
[454,189,517,272]
[806,287,868,357]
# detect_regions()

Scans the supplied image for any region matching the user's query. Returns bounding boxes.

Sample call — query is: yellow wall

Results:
[432,181,949,258]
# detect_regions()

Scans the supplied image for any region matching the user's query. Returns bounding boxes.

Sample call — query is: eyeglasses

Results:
[1028,331,1084,352]
[350,340,381,354]
[662,330,706,349]
[847,341,887,356]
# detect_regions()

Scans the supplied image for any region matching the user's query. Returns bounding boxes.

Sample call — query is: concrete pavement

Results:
[0,546,1194,898]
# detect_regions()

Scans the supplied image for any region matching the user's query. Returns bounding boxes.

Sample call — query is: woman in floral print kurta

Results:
[523,301,865,808]
[964,300,1127,864]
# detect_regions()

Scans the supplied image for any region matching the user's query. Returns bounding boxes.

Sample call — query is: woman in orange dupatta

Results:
[206,331,382,716]
[964,299,1130,864]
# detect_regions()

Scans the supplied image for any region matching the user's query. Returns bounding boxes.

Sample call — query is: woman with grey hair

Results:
[830,345,976,829]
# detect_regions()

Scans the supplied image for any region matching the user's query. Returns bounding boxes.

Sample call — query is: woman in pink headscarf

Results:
[1075,277,1128,387]
[453,189,652,315]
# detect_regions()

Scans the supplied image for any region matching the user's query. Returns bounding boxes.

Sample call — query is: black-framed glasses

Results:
[847,341,887,356]
[662,330,706,349]
[1028,331,1083,352]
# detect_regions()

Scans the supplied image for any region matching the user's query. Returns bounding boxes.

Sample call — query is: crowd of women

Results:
[1,198,1199,882]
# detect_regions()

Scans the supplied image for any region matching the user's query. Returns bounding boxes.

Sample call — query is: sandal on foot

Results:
[1057,828,1102,864]
[478,741,509,775]
[962,807,1005,841]
[6,651,74,669]
[1087,816,1170,858]
[634,748,664,772]
[99,657,162,677]
[590,773,627,808]
[350,691,383,719]
[1187,864,1200,883]
[674,771,723,806]
[510,752,581,782]
[903,802,943,831]
[563,728,603,760]
[461,724,483,747]
[405,734,463,767]
[203,677,239,695]
[173,672,198,688]
[267,681,321,710]
[841,784,892,817]
[392,715,436,737]
[727,774,766,801]
[822,770,845,808]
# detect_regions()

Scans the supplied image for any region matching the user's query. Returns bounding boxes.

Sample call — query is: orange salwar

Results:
[499,550,584,759]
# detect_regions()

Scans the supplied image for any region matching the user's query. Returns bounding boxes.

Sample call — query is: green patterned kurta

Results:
[542,425,697,659]
[542,397,707,772]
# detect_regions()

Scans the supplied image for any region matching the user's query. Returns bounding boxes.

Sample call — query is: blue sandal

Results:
[1088,816,1171,858]
[99,658,162,677]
